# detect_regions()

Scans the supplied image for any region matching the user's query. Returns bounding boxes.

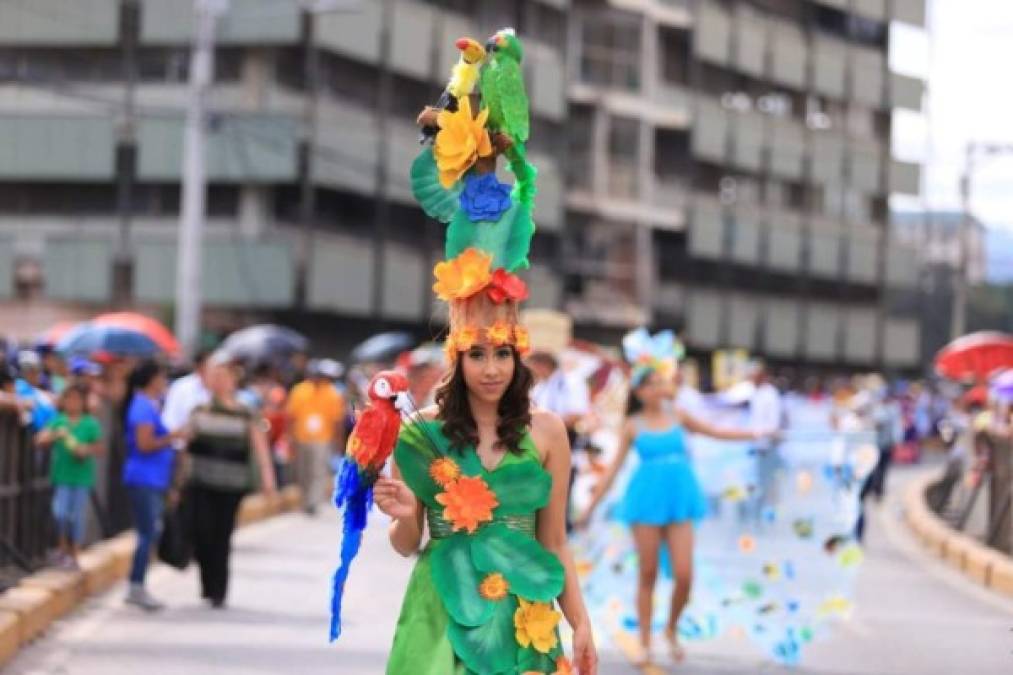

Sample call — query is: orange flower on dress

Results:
[513,326,531,355]
[486,320,513,346]
[429,458,461,488]
[433,96,493,188]
[478,572,509,601]
[435,475,498,534]
[514,598,561,654]
[433,248,493,301]
[553,656,574,674]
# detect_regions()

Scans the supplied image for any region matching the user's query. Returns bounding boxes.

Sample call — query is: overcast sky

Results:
[891,0,1013,235]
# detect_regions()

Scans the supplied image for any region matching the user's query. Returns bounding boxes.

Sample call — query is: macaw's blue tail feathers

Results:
[329,459,372,642]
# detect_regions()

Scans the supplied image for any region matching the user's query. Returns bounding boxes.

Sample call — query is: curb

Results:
[0,485,304,667]
[903,471,1013,598]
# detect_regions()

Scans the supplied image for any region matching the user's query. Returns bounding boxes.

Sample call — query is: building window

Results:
[608,116,639,199]
[578,12,641,92]
[846,103,876,139]
[318,52,378,108]
[523,3,566,49]
[566,104,593,190]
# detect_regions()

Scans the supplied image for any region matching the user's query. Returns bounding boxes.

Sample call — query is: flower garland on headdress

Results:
[622,327,685,388]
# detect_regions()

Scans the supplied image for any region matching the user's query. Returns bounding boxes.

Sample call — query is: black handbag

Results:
[158,497,192,570]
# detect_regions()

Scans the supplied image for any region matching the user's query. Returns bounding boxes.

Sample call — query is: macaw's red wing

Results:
[375,412,402,470]
[347,407,387,467]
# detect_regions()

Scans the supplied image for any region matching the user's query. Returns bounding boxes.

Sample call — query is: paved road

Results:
[8,466,1013,674]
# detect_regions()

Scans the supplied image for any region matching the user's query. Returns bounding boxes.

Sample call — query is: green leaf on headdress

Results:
[472,524,564,603]
[411,146,463,224]
[431,534,494,627]
[447,592,519,675]
[445,200,534,273]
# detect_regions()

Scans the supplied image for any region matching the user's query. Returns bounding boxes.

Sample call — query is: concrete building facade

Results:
[0,0,925,370]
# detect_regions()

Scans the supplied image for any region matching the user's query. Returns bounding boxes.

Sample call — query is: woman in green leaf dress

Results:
[375,337,598,674]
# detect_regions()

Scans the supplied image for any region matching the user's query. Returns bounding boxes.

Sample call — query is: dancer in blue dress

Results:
[578,329,771,666]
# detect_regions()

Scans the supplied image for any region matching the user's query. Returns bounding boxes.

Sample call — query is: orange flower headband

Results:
[445,323,531,359]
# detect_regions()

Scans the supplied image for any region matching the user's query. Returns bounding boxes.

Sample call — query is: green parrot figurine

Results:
[479,28,530,145]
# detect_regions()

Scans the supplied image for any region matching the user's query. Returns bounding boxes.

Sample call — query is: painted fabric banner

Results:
[573,394,878,665]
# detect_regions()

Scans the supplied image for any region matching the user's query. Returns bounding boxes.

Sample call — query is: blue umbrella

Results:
[56,323,159,357]
[220,324,309,364]
[350,331,414,364]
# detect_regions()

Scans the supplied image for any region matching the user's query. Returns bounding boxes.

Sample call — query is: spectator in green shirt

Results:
[35,384,102,568]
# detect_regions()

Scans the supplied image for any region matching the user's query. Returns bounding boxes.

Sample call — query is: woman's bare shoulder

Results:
[530,407,567,437]
[529,409,568,463]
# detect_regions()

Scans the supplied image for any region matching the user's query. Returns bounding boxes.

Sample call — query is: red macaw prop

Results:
[330,370,411,641]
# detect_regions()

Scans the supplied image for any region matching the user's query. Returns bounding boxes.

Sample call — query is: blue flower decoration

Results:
[460,173,512,222]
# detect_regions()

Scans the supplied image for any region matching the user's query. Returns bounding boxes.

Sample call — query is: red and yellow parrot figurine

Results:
[330,370,411,641]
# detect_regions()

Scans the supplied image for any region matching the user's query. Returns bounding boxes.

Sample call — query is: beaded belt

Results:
[427,510,537,540]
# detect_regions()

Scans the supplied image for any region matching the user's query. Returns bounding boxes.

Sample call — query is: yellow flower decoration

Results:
[435,475,498,534]
[513,326,531,355]
[486,320,513,346]
[514,598,561,654]
[433,95,493,188]
[429,457,461,488]
[433,248,493,301]
[478,572,509,601]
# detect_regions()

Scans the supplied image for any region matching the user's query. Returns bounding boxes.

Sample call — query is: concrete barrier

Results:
[20,569,86,619]
[77,548,118,596]
[0,586,58,643]
[0,486,303,667]
[904,471,1013,599]
[0,610,20,663]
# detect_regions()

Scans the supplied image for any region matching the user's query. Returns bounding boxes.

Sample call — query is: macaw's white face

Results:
[373,378,393,399]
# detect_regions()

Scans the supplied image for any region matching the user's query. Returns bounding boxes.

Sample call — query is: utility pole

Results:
[951,144,973,341]
[113,0,139,306]
[370,0,394,319]
[175,0,229,360]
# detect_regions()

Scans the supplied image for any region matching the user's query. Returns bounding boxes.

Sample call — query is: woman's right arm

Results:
[579,420,635,523]
[133,422,180,452]
[375,463,424,557]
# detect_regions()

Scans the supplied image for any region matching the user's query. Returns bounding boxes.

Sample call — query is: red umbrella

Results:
[37,320,81,347]
[92,312,180,357]
[934,331,1013,382]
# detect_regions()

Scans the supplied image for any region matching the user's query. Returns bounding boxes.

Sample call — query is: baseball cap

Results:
[317,358,344,380]
[16,350,41,370]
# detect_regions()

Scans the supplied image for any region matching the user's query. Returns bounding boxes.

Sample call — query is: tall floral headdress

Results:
[412,28,536,359]
[622,328,685,388]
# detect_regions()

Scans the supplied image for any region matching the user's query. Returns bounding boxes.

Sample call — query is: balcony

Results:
[0,115,115,180]
[0,0,119,46]
[889,160,921,196]
[141,0,301,46]
[890,72,925,112]
[137,114,299,183]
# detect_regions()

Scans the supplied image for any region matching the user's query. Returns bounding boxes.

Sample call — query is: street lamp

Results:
[950,141,1013,340]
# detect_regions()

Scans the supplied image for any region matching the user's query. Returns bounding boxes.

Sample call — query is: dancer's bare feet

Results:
[663,628,686,664]
[630,640,653,667]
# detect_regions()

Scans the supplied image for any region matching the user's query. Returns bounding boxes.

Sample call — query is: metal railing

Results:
[0,410,54,584]
[0,404,133,588]
[927,430,1013,556]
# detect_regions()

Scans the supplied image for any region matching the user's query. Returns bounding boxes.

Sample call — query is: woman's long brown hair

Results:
[435,348,533,454]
